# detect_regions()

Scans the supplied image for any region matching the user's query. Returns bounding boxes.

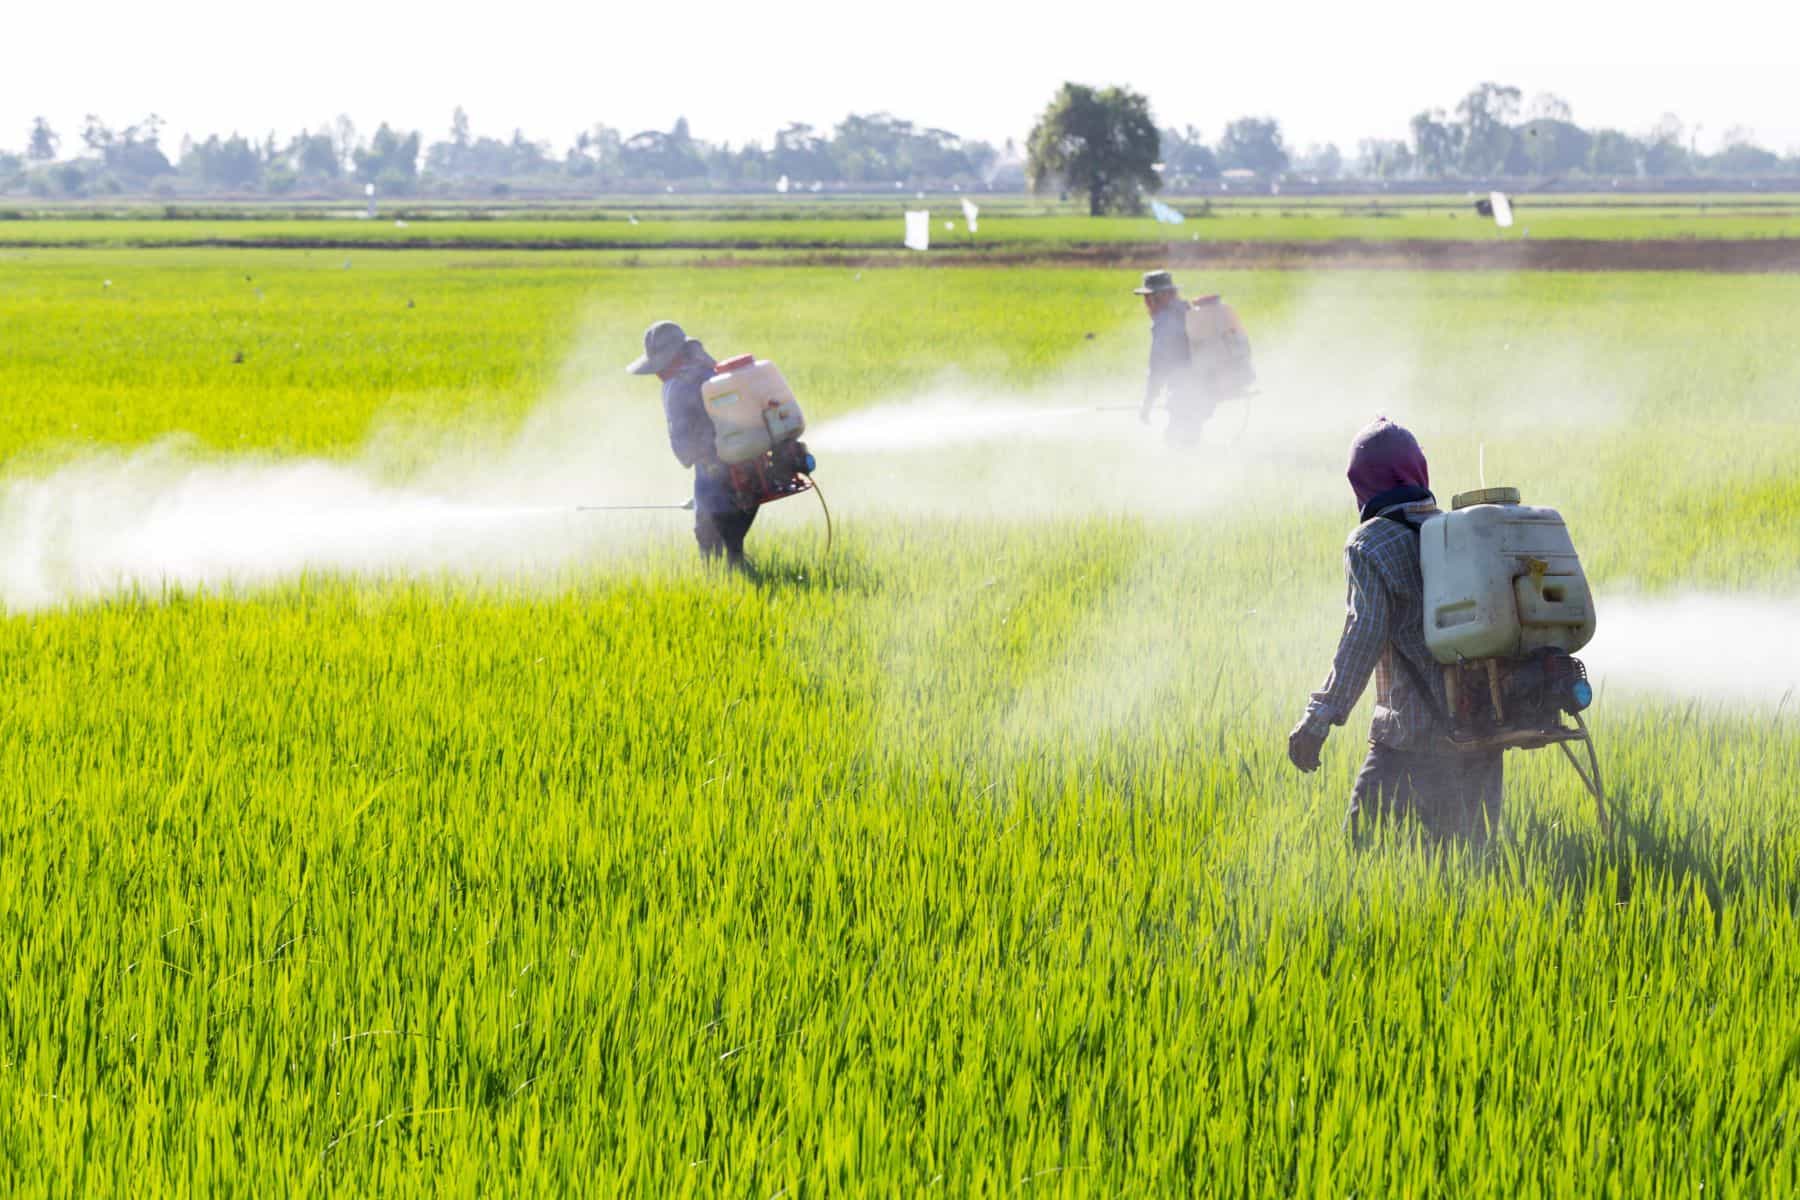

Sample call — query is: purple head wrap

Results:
[1346,417,1429,508]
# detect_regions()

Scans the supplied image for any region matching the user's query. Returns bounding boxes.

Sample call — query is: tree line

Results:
[3,83,1796,202]
[1030,81,1797,214]
[0,110,1006,199]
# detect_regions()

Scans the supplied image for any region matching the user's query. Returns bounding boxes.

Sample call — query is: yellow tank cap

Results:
[1451,486,1522,510]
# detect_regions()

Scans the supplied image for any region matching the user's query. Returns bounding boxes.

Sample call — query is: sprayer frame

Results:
[1438,653,1609,833]
[1403,648,1609,835]
[1440,717,1609,834]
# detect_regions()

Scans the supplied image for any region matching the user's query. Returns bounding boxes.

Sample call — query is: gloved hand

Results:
[1287,724,1325,773]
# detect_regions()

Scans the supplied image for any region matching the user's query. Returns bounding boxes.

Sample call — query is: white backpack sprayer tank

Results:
[1183,295,1256,398]
[1418,486,1607,827]
[699,354,826,521]
[702,356,806,465]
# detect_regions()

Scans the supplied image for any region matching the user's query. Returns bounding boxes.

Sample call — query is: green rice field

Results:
[1,239,1797,1194]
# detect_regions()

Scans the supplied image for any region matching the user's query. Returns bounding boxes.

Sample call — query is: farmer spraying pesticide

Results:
[627,320,818,576]
[1287,418,1604,846]
[1134,270,1255,448]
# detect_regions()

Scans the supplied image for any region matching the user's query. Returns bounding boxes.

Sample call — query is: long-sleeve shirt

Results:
[1300,500,1449,750]
[660,342,737,513]
[1144,302,1192,409]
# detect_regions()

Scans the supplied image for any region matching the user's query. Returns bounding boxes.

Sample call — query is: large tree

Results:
[183,133,263,189]
[1712,130,1780,176]
[1159,125,1219,184]
[353,123,421,189]
[1356,138,1413,180]
[1216,117,1289,176]
[566,124,622,182]
[770,122,834,182]
[1517,118,1591,176]
[1586,129,1641,176]
[621,119,708,182]
[1409,109,1462,177]
[1641,114,1691,177]
[28,117,59,162]
[288,129,341,181]
[1027,83,1160,216]
[78,113,173,179]
[1456,82,1523,175]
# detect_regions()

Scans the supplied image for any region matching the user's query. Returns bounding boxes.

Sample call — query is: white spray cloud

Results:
[1585,593,1800,711]
[807,384,1343,518]
[0,440,659,612]
[811,399,1095,455]
[0,369,700,613]
[0,269,1785,686]
[0,275,1444,609]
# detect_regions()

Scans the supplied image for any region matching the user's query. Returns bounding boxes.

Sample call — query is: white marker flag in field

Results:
[1150,198,1185,225]
[904,210,931,251]
[1490,191,1515,228]
[961,197,979,232]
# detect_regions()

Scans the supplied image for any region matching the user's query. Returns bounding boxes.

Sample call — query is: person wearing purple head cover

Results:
[1286,418,1504,847]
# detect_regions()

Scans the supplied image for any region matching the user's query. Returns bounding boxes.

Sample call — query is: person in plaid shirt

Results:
[1287,418,1504,846]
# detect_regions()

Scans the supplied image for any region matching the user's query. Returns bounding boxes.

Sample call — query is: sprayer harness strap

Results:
[1376,510,1458,739]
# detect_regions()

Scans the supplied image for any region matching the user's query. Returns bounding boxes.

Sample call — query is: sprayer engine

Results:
[701,354,816,509]
[725,438,817,508]
[1442,648,1593,745]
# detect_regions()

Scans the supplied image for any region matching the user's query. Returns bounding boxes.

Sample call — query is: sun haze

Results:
[7,0,1799,154]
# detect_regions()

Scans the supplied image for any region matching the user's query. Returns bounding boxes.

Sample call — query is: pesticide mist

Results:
[0,389,690,612]
[1585,593,1800,711]
[5,269,1794,720]
[0,309,1361,611]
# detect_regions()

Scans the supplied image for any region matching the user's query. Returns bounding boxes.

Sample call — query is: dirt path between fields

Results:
[11,236,1800,271]
[690,238,1800,272]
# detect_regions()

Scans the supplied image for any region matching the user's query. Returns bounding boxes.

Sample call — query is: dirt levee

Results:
[699,238,1800,273]
[10,234,1800,271]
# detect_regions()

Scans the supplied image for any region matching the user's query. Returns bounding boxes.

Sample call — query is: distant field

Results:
[6,197,1800,251]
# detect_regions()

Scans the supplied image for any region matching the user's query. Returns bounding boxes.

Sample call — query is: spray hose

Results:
[803,472,833,557]
[1556,712,1610,835]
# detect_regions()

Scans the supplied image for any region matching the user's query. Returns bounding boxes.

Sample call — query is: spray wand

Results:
[574,500,695,512]
[573,482,833,554]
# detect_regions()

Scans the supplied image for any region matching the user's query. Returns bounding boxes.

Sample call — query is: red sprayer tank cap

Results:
[715,353,755,373]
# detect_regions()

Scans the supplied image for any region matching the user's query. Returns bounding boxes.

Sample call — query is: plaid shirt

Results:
[1300,500,1448,750]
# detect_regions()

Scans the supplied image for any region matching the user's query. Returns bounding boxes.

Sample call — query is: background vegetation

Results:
[6,79,1799,202]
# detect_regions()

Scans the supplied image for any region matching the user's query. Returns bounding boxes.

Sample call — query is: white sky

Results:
[7,0,1800,158]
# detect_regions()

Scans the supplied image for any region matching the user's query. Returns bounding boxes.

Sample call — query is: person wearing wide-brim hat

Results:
[1135,269,1201,442]
[626,319,759,574]
[1133,269,1181,297]
[1135,269,1254,448]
